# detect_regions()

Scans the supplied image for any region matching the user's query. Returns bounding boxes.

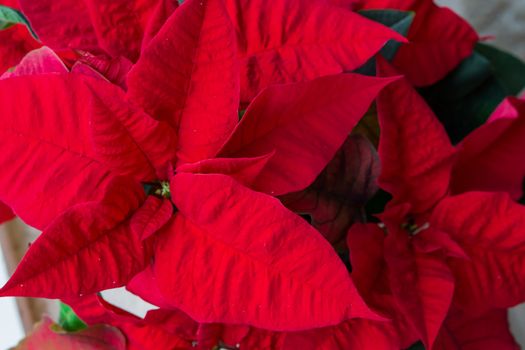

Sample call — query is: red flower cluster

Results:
[0,0,523,349]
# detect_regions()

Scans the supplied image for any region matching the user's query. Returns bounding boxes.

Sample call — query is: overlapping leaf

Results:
[376,58,456,213]
[88,80,178,181]
[281,135,380,244]
[0,7,40,74]
[0,179,150,298]
[219,74,396,196]
[222,0,405,102]
[176,153,273,188]
[1,46,67,79]
[155,173,376,330]
[73,52,133,88]
[384,228,455,349]
[0,74,134,229]
[431,192,525,314]
[451,97,525,199]
[357,0,478,86]
[128,0,239,165]
[0,4,36,37]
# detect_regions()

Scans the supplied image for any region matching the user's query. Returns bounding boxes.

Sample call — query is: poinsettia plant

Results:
[0,0,524,349]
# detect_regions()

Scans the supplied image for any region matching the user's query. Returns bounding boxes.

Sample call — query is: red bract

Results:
[451,97,525,199]
[217,75,395,196]
[343,58,525,348]
[434,308,520,349]
[0,0,398,333]
[127,0,240,165]
[221,0,406,102]
[353,0,479,86]
[18,0,177,61]
[155,173,376,330]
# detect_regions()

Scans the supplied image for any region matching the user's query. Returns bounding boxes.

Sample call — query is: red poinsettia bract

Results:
[0,0,405,335]
[346,59,525,349]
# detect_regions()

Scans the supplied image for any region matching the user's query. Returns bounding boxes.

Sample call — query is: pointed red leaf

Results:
[376,59,455,213]
[127,0,239,164]
[155,173,376,330]
[0,74,139,229]
[452,98,525,199]
[222,0,406,102]
[19,0,101,52]
[1,46,67,79]
[358,0,478,86]
[0,178,148,298]
[384,228,454,348]
[13,317,126,350]
[176,153,273,188]
[127,265,172,308]
[219,74,396,196]
[281,135,380,244]
[431,192,525,314]
[88,80,178,181]
[434,308,520,350]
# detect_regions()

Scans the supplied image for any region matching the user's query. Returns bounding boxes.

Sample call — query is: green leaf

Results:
[359,9,414,60]
[355,10,414,75]
[420,52,507,144]
[58,302,86,332]
[420,43,525,144]
[421,53,492,101]
[0,5,38,39]
[238,109,246,120]
[406,341,425,350]
[476,42,525,95]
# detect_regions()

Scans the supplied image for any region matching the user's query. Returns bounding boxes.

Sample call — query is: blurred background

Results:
[0,0,524,348]
[438,0,525,60]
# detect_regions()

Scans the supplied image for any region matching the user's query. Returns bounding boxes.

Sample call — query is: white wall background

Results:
[0,246,24,349]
